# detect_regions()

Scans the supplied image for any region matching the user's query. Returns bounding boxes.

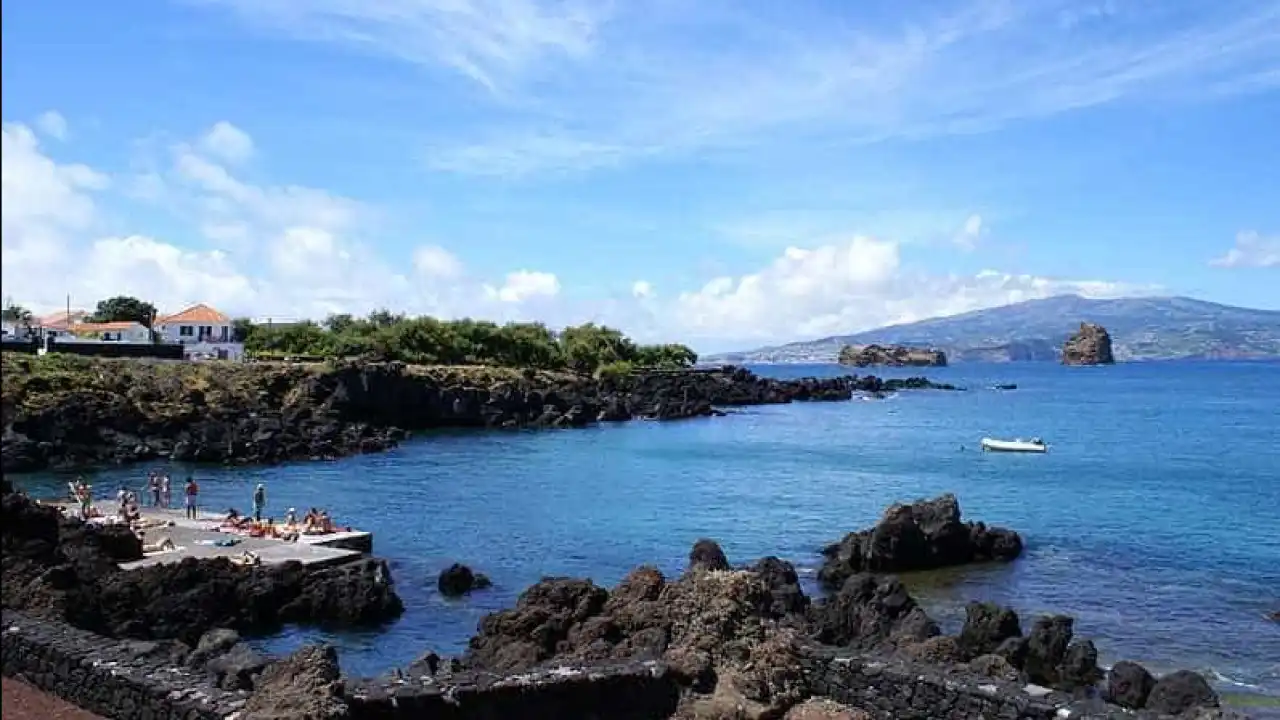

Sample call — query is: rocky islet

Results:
[1062,322,1117,365]
[837,344,948,367]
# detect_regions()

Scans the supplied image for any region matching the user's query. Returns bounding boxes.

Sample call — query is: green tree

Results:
[1,300,36,338]
[324,313,356,334]
[559,323,638,373]
[231,317,256,343]
[92,296,158,327]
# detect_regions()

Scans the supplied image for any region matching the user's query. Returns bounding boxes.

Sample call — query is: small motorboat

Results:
[981,437,1048,453]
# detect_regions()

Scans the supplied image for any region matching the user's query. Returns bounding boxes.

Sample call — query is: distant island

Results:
[838,343,947,367]
[704,295,1280,364]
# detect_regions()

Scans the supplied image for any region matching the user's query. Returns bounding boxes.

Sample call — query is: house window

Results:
[180,326,194,337]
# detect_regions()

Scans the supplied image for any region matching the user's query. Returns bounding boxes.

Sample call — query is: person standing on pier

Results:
[161,474,172,509]
[184,476,199,519]
[148,473,161,507]
[253,483,267,522]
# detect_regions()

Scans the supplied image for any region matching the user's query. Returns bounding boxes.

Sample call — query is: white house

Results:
[155,303,245,360]
[67,321,152,343]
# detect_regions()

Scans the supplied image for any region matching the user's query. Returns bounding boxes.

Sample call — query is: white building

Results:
[68,321,152,343]
[155,303,245,360]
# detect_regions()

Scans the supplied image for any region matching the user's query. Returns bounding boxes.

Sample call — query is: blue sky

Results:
[2,0,1277,352]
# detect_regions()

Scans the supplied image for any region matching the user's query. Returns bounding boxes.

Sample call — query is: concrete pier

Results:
[53,502,373,570]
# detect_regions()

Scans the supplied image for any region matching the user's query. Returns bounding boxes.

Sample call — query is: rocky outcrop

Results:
[449,531,1223,718]
[2,525,1232,720]
[1062,322,1116,365]
[437,563,492,597]
[242,644,348,720]
[817,493,1023,590]
[838,344,948,367]
[1,486,403,646]
[1,355,957,472]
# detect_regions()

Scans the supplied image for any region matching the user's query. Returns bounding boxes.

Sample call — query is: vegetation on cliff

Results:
[0,354,894,471]
[240,312,698,374]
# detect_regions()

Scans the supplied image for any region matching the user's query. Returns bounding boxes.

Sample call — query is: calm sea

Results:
[9,361,1279,698]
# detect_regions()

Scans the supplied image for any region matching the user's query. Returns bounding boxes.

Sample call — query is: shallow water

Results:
[10,361,1279,695]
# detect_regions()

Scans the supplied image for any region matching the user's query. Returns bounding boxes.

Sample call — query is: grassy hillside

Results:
[706,295,1280,363]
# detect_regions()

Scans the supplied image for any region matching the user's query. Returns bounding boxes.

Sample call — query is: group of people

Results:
[219,501,341,542]
[145,471,201,519]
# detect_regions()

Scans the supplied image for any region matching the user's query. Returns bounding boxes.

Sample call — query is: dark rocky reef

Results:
[1,485,403,647]
[838,344,948,367]
[1,487,1237,719]
[438,563,493,597]
[440,534,1229,719]
[817,493,1023,590]
[1062,322,1116,365]
[1,355,956,472]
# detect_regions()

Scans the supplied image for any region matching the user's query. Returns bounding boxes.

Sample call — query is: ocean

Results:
[9,361,1279,700]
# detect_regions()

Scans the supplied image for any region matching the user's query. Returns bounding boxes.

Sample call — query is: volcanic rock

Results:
[243,644,349,720]
[437,563,492,597]
[1061,322,1115,365]
[1145,669,1220,715]
[817,493,1023,589]
[838,344,947,367]
[1104,660,1156,710]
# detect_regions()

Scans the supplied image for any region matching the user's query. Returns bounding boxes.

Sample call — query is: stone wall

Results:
[45,338,186,359]
[344,662,682,719]
[1,611,249,720]
[3,611,1237,720]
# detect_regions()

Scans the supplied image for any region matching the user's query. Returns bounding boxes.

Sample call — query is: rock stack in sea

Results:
[1062,322,1116,365]
[837,344,948,367]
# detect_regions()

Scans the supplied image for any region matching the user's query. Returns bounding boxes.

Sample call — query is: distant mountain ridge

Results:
[704,295,1280,364]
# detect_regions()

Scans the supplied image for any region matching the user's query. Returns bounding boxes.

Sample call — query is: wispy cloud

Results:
[190,0,1280,176]
[1211,230,1280,268]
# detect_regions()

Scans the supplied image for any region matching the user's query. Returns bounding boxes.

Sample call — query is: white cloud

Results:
[414,245,464,279]
[484,270,561,303]
[1,122,109,286]
[954,214,983,251]
[1,115,1156,350]
[1210,230,1280,268]
[35,111,68,141]
[662,235,1149,344]
[0,119,565,322]
[198,121,255,164]
[192,0,1280,176]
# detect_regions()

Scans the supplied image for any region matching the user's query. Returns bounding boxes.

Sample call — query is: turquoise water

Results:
[9,362,1279,696]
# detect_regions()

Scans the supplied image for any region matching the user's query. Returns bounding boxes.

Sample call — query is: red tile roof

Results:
[37,310,90,329]
[157,303,231,325]
[70,321,146,332]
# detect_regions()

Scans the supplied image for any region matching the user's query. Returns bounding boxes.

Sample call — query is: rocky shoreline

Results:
[0,354,956,473]
[1,481,1243,719]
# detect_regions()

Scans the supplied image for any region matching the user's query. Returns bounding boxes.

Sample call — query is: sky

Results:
[2,0,1278,353]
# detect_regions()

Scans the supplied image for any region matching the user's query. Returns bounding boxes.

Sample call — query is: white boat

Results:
[981,437,1048,453]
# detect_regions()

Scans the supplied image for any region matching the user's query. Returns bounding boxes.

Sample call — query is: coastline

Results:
[0,354,954,473]
[0,484,1251,719]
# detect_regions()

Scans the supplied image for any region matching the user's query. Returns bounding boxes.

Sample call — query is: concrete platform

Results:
[52,502,372,570]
